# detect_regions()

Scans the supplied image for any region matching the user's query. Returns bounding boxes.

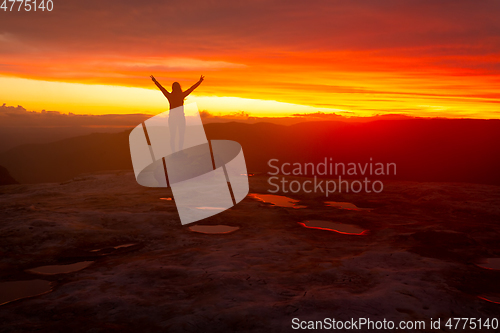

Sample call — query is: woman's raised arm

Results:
[150,75,170,97]
[183,75,205,98]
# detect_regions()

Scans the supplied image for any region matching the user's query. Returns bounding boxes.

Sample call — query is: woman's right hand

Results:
[150,75,157,82]
[199,75,205,82]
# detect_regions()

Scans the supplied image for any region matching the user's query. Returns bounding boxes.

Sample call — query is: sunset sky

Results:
[1,0,499,118]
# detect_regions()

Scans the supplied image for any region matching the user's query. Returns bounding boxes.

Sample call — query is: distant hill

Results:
[0,126,133,153]
[206,119,500,186]
[0,103,150,152]
[0,103,416,152]
[0,119,499,185]
[0,165,18,185]
[0,131,132,184]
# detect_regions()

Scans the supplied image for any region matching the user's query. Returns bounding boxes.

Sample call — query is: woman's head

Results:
[172,82,182,93]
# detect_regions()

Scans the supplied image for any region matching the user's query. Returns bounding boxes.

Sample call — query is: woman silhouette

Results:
[150,75,205,152]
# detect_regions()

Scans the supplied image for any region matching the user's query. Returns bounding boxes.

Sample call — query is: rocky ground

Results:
[0,172,499,332]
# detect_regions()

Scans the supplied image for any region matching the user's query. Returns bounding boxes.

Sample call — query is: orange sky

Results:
[1,0,499,118]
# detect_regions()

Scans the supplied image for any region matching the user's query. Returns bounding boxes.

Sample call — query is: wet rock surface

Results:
[0,172,499,332]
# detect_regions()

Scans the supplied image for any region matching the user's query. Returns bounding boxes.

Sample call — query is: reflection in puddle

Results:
[189,225,240,234]
[160,197,172,201]
[476,258,500,270]
[478,295,500,304]
[0,280,52,306]
[113,243,137,249]
[26,261,94,275]
[325,202,372,211]
[249,193,306,208]
[298,220,368,235]
[90,243,137,252]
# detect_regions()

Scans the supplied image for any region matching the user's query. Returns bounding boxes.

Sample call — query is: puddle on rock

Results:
[476,258,500,270]
[189,225,240,234]
[0,280,52,306]
[249,193,306,208]
[26,261,94,275]
[113,243,137,249]
[325,202,372,211]
[91,243,137,252]
[160,197,172,201]
[478,294,500,304]
[298,220,368,235]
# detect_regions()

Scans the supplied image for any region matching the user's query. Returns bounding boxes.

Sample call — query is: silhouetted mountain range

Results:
[0,119,499,185]
[0,126,133,153]
[0,103,418,152]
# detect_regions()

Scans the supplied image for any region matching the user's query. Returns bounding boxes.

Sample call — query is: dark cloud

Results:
[1,0,499,55]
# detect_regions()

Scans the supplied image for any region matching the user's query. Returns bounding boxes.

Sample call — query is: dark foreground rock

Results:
[0,172,499,332]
